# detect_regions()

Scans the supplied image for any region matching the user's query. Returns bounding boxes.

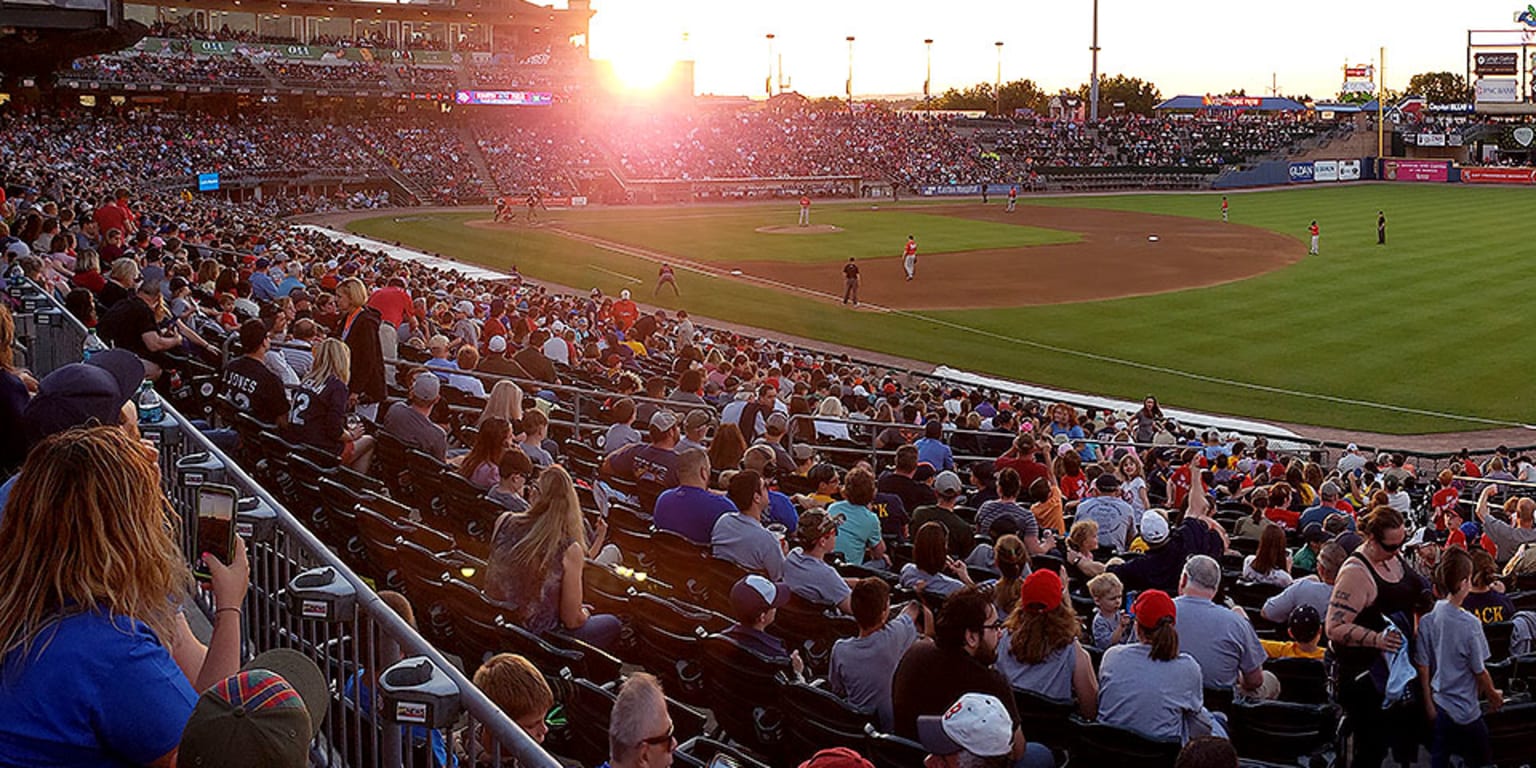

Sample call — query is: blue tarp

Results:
[1155,95,1307,112]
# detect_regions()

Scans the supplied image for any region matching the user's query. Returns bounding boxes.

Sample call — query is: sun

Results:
[604,47,678,92]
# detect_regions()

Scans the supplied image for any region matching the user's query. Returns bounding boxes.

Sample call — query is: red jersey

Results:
[1308,224,1320,237]
[366,286,415,328]
[1221,200,1229,211]
[903,240,917,258]
[1008,187,1018,199]
[800,196,811,208]
[612,299,640,330]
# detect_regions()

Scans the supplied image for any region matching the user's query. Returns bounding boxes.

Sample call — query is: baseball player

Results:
[799,195,811,227]
[842,257,860,306]
[1377,211,1386,245]
[902,235,918,281]
[1221,196,1229,223]
[1006,186,1018,212]
[655,263,679,296]
[1308,220,1320,255]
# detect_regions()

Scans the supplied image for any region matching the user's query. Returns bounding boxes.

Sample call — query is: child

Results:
[1415,547,1503,768]
[1087,572,1132,648]
[1260,604,1325,659]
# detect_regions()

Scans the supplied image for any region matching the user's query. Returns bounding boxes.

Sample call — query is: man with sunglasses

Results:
[601,672,675,768]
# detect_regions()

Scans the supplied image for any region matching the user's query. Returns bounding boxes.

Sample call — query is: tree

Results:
[1406,71,1471,104]
[927,78,1047,115]
[1074,74,1162,115]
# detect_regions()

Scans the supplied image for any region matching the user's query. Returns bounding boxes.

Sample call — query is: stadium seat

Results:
[863,723,928,768]
[552,675,615,767]
[698,633,791,758]
[1011,687,1075,753]
[767,595,858,680]
[1069,718,1182,768]
[372,430,415,499]
[1485,699,1536,767]
[778,680,875,765]
[1225,698,1340,766]
[1485,620,1515,661]
[1264,657,1330,705]
[673,737,773,768]
[628,592,724,704]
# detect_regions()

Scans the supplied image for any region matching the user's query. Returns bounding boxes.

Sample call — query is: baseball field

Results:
[347,184,1534,435]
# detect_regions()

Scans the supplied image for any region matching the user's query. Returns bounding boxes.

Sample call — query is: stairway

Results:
[457,123,501,202]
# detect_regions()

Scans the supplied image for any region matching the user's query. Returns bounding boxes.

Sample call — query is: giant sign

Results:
[1382,159,1450,182]
[453,90,554,106]
[1339,160,1362,181]
[1288,162,1314,182]
[1313,160,1340,182]
[1461,166,1536,184]
[1476,78,1520,102]
[1474,52,1520,75]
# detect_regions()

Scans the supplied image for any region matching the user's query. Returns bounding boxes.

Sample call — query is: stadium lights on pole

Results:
[766,34,775,98]
[924,38,934,102]
[995,41,1004,116]
[1089,0,1101,122]
[847,36,856,109]
[1378,46,1386,162]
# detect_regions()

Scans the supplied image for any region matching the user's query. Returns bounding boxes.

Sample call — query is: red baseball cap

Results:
[1133,589,1177,630]
[799,747,874,768]
[1017,569,1063,613]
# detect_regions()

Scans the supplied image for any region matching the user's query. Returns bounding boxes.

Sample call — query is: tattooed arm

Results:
[1325,560,1402,652]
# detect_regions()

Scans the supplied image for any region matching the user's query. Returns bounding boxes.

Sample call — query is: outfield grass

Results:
[554,205,1078,264]
[349,185,1536,435]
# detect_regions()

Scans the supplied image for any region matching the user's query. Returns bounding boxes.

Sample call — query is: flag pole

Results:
[1378,47,1386,163]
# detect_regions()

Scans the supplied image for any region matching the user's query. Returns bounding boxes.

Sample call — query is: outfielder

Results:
[1308,220,1320,255]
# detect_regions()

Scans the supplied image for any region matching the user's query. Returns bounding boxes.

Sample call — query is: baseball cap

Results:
[791,443,815,462]
[916,693,1013,758]
[683,409,713,430]
[1132,589,1177,630]
[487,335,507,353]
[765,412,789,434]
[410,372,441,402]
[176,648,328,768]
[1017,568,1063,613]
[620,289,631,300]
[1093,473,1121,493]
[455,300,475,315]
[795,509,843,547]
[729,574,790,622]
[1318,481,1341,498]
[1287,604,1321,642]
[1140,510,1171,545]
[23,349,144,446]
[933,470,964,498]
[798,746,874,768]
[649,410,679,432]
[1302,522,1330,543]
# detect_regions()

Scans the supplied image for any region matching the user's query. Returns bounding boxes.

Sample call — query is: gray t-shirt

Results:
[1092,611,1133,649]
[381,403,449,461]
[898,563,967,598]
[1097,643,1207,743]
[604,423,642,456]
[783,548,852,609]
[828,613,919,730]
[995,633,1078,701]
[1173,595,1268,690]
[711,512,785,580]
[1259,577,1333,624]
[1075,496,1136,552]
[1413,599,1490,725]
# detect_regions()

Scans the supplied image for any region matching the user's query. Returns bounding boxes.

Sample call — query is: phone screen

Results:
[1124,590,1138,616]
[194,484,238,581]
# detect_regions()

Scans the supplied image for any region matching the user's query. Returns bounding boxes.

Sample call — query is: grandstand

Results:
[7,3,1536,768]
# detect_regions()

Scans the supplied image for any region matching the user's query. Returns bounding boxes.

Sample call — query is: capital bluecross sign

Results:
[197,173,220,192]
[1288,162,1315,183]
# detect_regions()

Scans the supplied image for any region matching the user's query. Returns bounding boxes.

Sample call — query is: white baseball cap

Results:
[1140,509,1171,545]
[917,693,1013,758]
[620,289,631,300]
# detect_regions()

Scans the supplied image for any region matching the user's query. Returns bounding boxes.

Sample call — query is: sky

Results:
[578,0,1531,100]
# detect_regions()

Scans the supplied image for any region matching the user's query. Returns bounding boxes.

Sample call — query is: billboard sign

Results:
[1474,52,1520,74]
[196,173,220,192]
[1339,160,1362,181]
[1288,162,1315,182]
[1476,78,1520,102]
[1313,160,1340,182]
[1382,159,1450,182]
[1462,166,1536,184]
[453,90,553,106]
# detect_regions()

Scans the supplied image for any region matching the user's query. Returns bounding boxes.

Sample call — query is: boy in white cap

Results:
[918,692,1054,768]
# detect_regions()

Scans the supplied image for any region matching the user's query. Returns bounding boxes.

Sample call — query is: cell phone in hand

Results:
[193,483,238,582]
[1124,590,1139,617]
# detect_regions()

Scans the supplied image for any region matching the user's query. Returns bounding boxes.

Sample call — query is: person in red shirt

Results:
[798,195,811,227]
[1006,186,1018,212]
[1221,196,1229,223]
[92,188,135,238]
[1430,469,1462,530]
[993,433,1050,490]
[611,289,639,331]
[1307,220,1320,255]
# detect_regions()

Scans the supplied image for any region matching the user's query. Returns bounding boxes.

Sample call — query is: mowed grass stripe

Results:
[350,184,1535,434]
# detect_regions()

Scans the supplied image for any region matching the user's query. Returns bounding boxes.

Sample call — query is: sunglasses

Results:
[1379,539,1405,553]
[640,725,675,748]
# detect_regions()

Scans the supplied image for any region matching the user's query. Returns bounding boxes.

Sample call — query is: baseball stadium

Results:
[6,1,1536,768]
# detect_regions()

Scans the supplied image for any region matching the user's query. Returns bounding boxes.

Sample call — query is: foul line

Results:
[548,227,1532,430]
[586,265,643,284]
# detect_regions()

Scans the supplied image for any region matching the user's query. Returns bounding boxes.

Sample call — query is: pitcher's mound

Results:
[756,224,844,234]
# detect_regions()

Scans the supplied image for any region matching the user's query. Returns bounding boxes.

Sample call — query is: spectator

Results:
[723,574,805,679]
[0,306,30,472]
[918,692,1052,768]
[890,588,1019,745]
[782,509,855,612]
[899,521,973,598]
[472,654,555,747]
[1414,546,1503,768]
[460,417,512,490]
[602,410,682,488]
[991,534,1030,614]
[707,421,748,471]
[335,277,386,421]
[604,673,675,768]
[176,649,328,768]
[742,444,801,532]
[1075,473,1136,552]
[1260,604,1325,660]
[1175,736,1239,768]
[878,444,938,515]
[478,380,524,429]
[283,338,375,473]
[488,447,536,513]
[976,468,1049,555]
[604,397,642,456]
[914,418,955,471]
[1097,590,1223,743]
[1462,548,1514,624]
[1260,539,1345,626]
[1088,572,1134,648]
[995,568,1098,719]
[222,318,290,426]
[830,466,887,567]
[518,410,553,467]
[909,470,976,559]
[827,577,928,731]
[382,372,449,461]
[1240,524,1293,587]
[485,465,621,649]
[712,469,786,579]
[1110,510,1185,593]
[653,449,734,545]
[0,426,250,765]
[1175,555,1277,699]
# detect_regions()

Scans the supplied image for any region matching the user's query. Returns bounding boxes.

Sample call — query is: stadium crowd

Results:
[3,102,1535,766]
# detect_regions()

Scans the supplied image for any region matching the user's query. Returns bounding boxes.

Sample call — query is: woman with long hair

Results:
[70,249,106,294]
[996,568,1098,718]
[1129,396,1164,444]
[460,417,512,490]
[485,465,621,649]
[478,379,523,428]
[1242,523,1293,586]
[0,427,250,764]
[1233,488,1270,539]
[285,338,375,473]
[1097,589,1218,743]
[812,395,851,442]
[991,534,1030,614]
[707,421,748,472]
[334,277,386,422]
[1462,547,1514,624]
[898,521,973,598]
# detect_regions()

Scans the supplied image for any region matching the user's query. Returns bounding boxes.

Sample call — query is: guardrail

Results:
[7,279,558,768]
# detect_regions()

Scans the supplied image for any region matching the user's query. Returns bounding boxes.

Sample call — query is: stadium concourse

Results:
[5,106,1536,768]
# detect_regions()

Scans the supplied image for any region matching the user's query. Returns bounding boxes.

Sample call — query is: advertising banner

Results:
[1501,125,1536,151]
[1476,78,1520,102]
[1417,133,1447,147]
[1339,160,1362,181]
[196,173,220,192]
[1287,162,1315,183]
[1313,160,1340,182]
[1474,52,1520,75]
[1461,166,1536,185]
[1382,159,1449,182]
[453,90,554,106]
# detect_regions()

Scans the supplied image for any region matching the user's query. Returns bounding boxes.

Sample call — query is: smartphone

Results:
[1124,590,1139,616]
[193,483,238,582]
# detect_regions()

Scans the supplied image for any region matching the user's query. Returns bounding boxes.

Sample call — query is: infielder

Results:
[902,235,918,281]
[1308,220,1320,255]
[1221,196,1229,223]
[799,195,811,227]
[1006,186,1018,212]
[843,257,860,306]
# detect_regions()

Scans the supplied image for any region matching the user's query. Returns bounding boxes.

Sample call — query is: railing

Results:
[8,280,558,768]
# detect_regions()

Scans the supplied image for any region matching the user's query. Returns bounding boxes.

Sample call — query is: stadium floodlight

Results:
[846,35,856,108]
[924,38,934,101]
[995,41,1004,116]
[1090,0,1101,122]
[766,33,775,98]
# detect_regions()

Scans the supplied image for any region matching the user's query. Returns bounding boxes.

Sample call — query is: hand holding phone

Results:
[194,484,238,582]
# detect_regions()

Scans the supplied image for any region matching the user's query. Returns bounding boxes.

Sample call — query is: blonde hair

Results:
[0,305,14,370]
[814,396,847,418]
[499,466,584,578]
[108,257,139,284]
[1068,519,1099,553]
[0,427,191,665]
[335,277,368,309]
[307,338,352,387]
[1087,572,1123,600]
[479,380,524,427]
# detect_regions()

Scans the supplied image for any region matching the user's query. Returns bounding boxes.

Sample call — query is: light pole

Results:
[1089,0,1100,121]
[994,41,1004,116]
[846,35,856,109]
[924,38,934,102]
[765,33,775,98]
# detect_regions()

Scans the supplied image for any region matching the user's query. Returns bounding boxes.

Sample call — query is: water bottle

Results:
[137,379,164,425]
[82,329,108,361]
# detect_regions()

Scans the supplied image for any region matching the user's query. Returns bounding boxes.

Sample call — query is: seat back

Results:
[672,737,773,768]
[778,680,874,765]
[1012,687,1075,752]
[1485,620,1515,661]
[1485,699,1536,767]
[1069,718,1181,768]
[1265,656,1330,705]
[698,634,789,758]
[553,676,614,767]
[768,595,858,679]
[863,724,927,768]
[1225,698,1340,765]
